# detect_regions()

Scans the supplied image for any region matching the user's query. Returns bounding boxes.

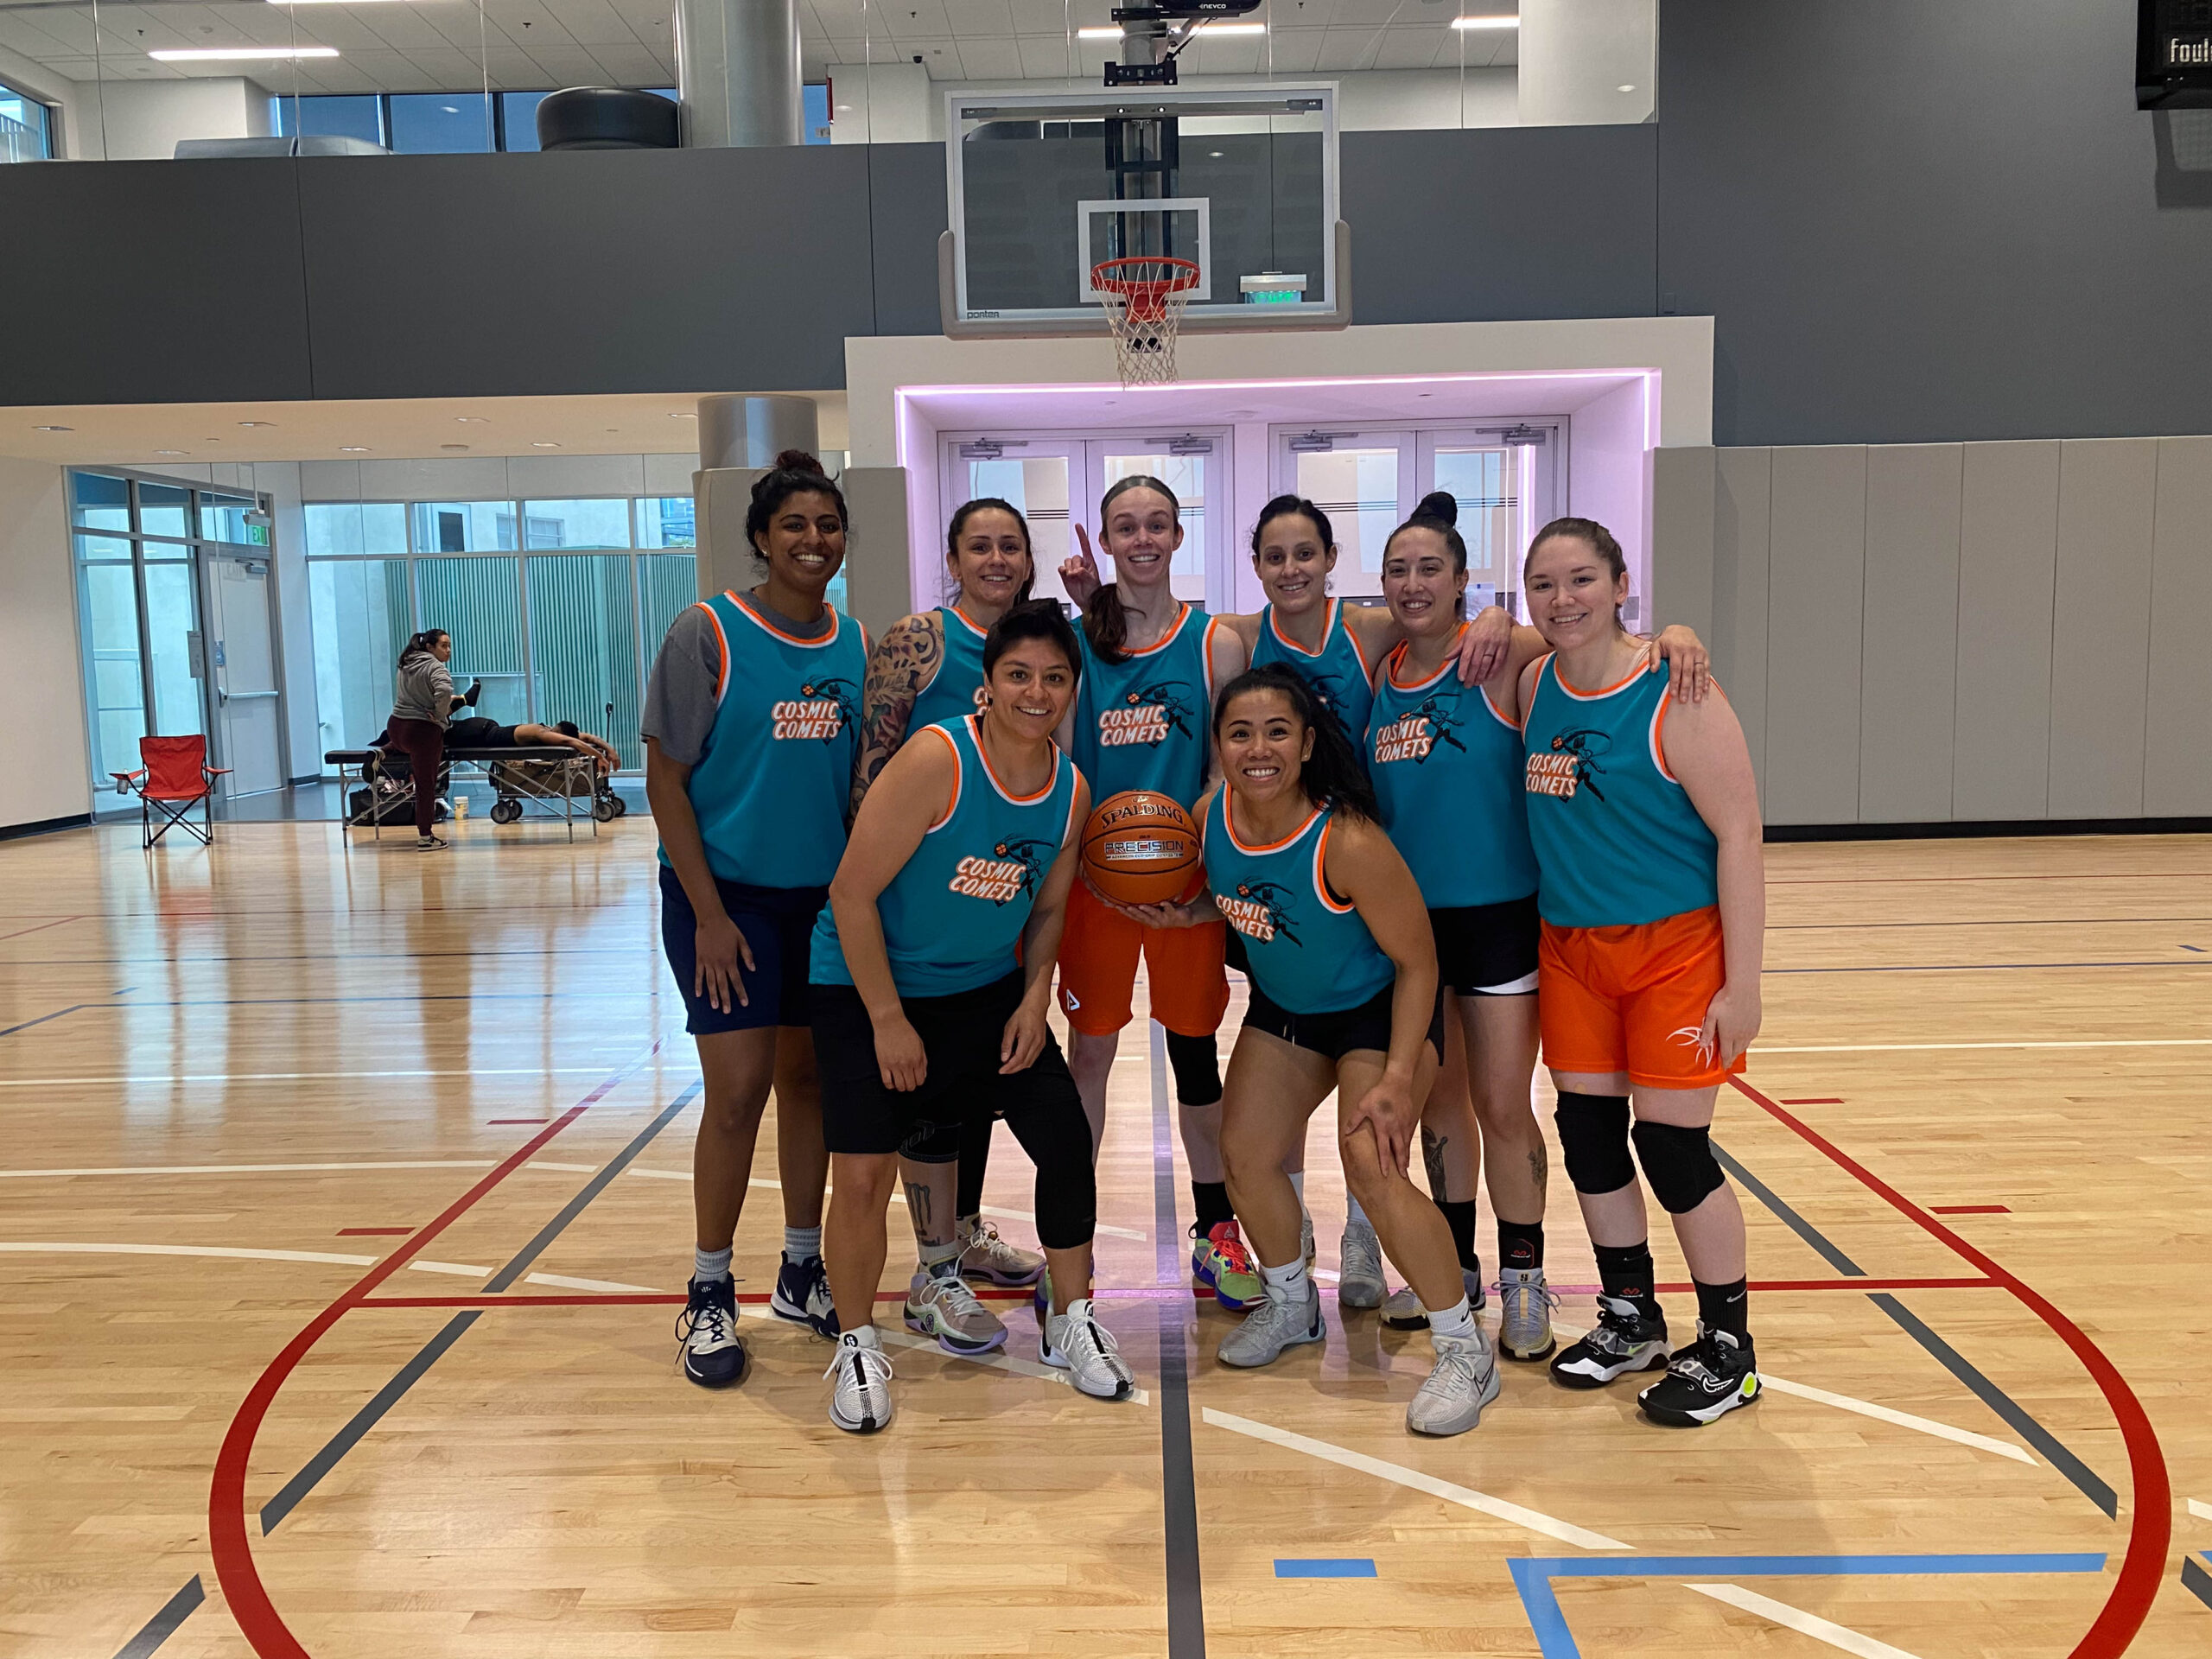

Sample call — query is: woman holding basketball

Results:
[810,602,1132,1432]
[1518,517,1763,1427]
[850,499,1051,1346]
[1135,664,1497,1435]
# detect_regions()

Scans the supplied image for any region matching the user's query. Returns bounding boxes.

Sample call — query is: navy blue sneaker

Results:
[771,1251,840,1339]
[677,1274,746,1388]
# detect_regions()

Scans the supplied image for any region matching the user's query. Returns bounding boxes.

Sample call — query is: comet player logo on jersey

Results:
[1374,690,1469,766]
[947,836,1058,905]
[772,676,859,742]
[1098,679,1198,749]
[1526,728,1611,802]
[1214,880,1303,947]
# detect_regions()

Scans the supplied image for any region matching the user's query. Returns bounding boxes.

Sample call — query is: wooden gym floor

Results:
[1,819,2208,1658]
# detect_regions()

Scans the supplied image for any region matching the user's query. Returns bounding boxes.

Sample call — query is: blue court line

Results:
[1506,1553,2107,1659]
[2183,944,2207,953]
[2183,1554,2212,1611]
[1274,1559,1376,1579]
[0,1004,87,1038]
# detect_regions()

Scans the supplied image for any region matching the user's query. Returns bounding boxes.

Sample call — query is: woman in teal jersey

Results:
[1516,516,1764,1429]
[1364,497,1711,1363]
[1138,664,1497,1435]
[810,602,1133,1433]
[645,451,867,1390]
[850,499,1049,1324]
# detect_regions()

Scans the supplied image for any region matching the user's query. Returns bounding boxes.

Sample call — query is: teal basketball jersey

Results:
[1202,791,1395,1015]
[1249,598,1376,758]
[1522,652,1719,929]
[1073,603,1219,808]
[812,715,1082,997]
[1368,633,1539,909]
[663,591,867,889]
[908,605,990,733]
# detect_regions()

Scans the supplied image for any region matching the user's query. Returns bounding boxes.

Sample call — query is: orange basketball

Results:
[1080,790,1204,906]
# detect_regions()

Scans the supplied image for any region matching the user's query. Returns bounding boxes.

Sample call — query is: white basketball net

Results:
[1095,259,1198,387]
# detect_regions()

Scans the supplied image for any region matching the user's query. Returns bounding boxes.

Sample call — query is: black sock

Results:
[1593,1242,1662,1319]
[1438,1198,1480,1275]
[1497,1218,1545,1272]
[1192,1180,1234,1235]
[1694,1276,1751,1344]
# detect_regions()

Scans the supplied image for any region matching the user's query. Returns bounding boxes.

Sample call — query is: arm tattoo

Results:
[1421,1128,1449,1200]
[851,614,941,817]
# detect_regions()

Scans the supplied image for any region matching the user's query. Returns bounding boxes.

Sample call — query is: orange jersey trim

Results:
[1224,797,1324,856]
[1314,815,1355,914]
[726,589,843,650]
[922,724,962,831]
[695,601,734,706]
[965,713,1060,804]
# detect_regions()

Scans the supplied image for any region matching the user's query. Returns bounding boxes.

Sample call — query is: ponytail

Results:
[1083,473,1180,665]
[1211,664,1379,823]
[397,628,448,670]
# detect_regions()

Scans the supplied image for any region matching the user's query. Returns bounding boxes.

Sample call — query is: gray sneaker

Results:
[905,1264,1008,1356]
[1217,1280,1325,1368]
[1382,1267,1488,1329]
[1497,1266,1559,1361]
[1302,1212,1316,1269]
[1337,1221,1386,1309]
[1406,1331,1502,1436]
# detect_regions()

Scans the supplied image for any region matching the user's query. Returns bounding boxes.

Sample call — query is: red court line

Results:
[1781,1097,1844,1105]
[486,1118,550,1125]
[1729,1076,2169,1659]
[208,1046,658,1659]
[334,1227,415,1237]
[1929,1205,2012,1216]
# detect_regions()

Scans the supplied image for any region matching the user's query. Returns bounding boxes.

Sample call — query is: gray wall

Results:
[1659,0,2212,447]
[1656,437,2212,827]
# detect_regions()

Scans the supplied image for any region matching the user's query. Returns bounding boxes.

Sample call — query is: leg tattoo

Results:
[1422,1129,1449,1200]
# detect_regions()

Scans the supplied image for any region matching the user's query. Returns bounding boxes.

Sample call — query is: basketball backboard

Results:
[941,85,1348,339]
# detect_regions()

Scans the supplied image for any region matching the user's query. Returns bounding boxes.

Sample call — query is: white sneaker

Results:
[1217,1280,1325,1368]
[1337,1221,1386,1309]
[1382,1267,1487,1328]
[823,1332,895,1433]
[1301,1212,1316,1270]
[1407,1330,1503,1437]
[1041,1298,1136,1399]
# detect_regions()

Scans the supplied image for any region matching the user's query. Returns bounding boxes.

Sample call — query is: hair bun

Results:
[772,448,826,476]
[1414,491,1459,527]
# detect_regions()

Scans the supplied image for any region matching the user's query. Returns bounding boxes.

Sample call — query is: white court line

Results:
[0,1160,500,1179]
[1686,1584,1924,1659]
[878,1326,1150,1406]
[1551,1322,2033,1464]
[1758,1039,2212,1054]
[0,1242,378,1268]
[1200,1408,1629,1550]
[403,1260,661,1295]
[0,1069,620,1087]
[2189,1497,2212,1521]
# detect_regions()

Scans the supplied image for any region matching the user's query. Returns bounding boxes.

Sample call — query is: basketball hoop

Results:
[1091,256,1202,386]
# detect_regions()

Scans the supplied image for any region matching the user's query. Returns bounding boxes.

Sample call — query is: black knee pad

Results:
[1630,1119,1726,1215]
[899,1118,962,1164]
[1554,1092,1634,1196]
[1164,1029,1223,1106]
[1031,1146,1097,1252]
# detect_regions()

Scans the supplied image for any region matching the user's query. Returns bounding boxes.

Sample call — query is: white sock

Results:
[694,1245,733,1282]
[842,1323,881,1351]
[784,1225,822,1261]
[1427,1294,1478,1344]
[1345,1193,1371,1231]
[1260,1255,1311,1304]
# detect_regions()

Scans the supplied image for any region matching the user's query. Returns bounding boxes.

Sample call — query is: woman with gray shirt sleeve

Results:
[380,627,472,849]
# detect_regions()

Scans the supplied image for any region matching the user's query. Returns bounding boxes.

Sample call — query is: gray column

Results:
[697,394,818,469]
[675,0,803,149]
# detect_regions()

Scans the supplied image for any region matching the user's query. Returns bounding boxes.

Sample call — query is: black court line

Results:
[2183,1554,2212,1611]
[1148,1022,1206,1659]
[1717,1141,2118,1517]
[260,1081,701,1535]
[110,1575,203,1659]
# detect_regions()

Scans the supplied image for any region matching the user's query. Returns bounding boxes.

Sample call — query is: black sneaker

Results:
[1549,1294,1670,1389]
[1638,1324,1759,1427]
[769,1251,839,1339]
[677,1274,746,1388]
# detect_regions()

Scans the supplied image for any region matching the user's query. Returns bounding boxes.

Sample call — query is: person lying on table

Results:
[442,715,622,774]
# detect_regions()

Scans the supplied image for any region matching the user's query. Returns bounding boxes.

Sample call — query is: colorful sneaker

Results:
[1042,1298,1136,1399]
[1217,1280,1325,1368]
[1637,1325,1759,1427]
[1337,1220,1386,1310]
[905,1263,1008,1356]
[1550,1294,1670,1389]
[1407,1330,1502,1437]
[824,1332,895,1433]
[1192,1221,1263,1312]
[677,1274,746,1389]
[957,1216,1046,1287]
[770,1250,840,1339]
[1382,1267,1487,1329]
[1497,1266,1560,1362]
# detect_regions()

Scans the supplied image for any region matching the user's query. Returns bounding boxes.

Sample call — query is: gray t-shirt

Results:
[641,594,834,766]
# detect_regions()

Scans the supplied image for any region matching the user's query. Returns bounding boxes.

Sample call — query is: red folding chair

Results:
[112,734,230,849]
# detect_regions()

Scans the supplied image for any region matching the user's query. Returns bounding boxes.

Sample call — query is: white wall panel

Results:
[506,453,645,499]
[1711,447,1770,810]
[1952,441,2058,820]
[2048,439,2157,818]
[644,453,700,497]
[1649,445,1716,647]
[2145,436,2212,817]
[1763,445,1865,824]
[0,457,92,827]
[1858,443,1961,823]
[357,455,514,503]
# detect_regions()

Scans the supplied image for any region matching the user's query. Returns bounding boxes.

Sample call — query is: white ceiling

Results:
[0,0,1516,96]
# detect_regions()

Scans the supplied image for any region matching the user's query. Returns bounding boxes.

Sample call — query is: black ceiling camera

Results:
[1104,0,1266,86]
[2138,0,2212,108]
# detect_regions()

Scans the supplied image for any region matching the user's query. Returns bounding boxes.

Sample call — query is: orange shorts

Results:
[1056,878,1230,1039]
[1538,906,1745,1090]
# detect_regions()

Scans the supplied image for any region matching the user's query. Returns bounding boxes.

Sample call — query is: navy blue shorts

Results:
[658,863,827,1034]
